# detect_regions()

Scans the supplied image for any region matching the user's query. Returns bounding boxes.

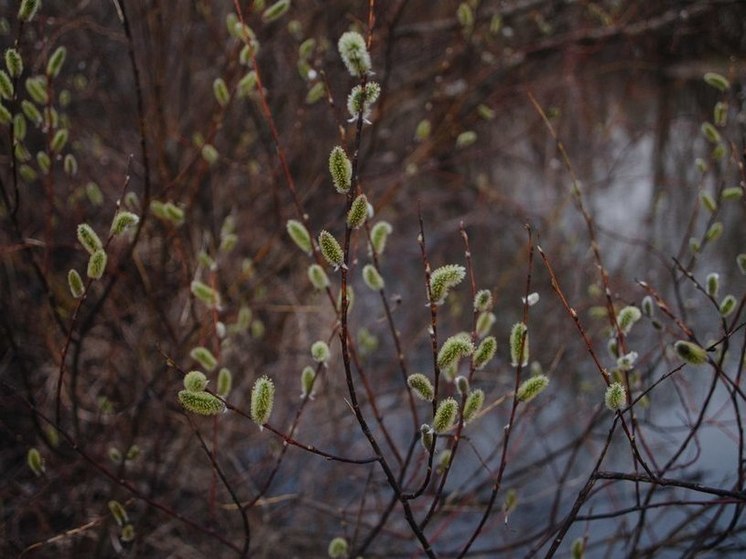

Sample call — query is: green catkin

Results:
[705,222,723,242]
[300,366,315,398]
[722,187,743,201]
[0,102,10,125]
[15,143,31,162]
[18,0,41,22]
[503,488,518,515]
[475,311,496,337]
[700,191,717,213]
[213,78,229,107]
[226,13,239,37]
[415,119,431,141]
[617,351,638,371]
[46,46,66,78]
[714,101,728,126]
[307,264,330,290]
[217,368,232,398]
[369,221,392,256]
[197,251,214,269]
[236,305,252,331]
[420,424,434,451]
[701,122,721,144]
[251,319,265,339]
[605,382,626,411]
[67,269,84,298]
[311,340,330,363]
[108,500,128,527]
[641,295,654,317]
[190,280,221,308]
[477,104,495,120]
[5,49,23,78]
[0,69,12,99]
[305,81,325,104]
[346,81,380,122]
[262,0,290,22]
[163,202,184,225]
[120,524,135,542]
[318,230,345,269]
[437,333,475,370]
[362,264,384,291]
[607,338,619,358]
[250,375,275,427]
[25,76,48,104]
[463,389,485,423]
[50,128,68,153]
[84,182,103,206]
[178,390,225,415]
[327,536,349,559]
[337,31,371,77]
[328,146,352,193]
[237,71,258,97]
[299,38,316,60]
[713,143,726,160]
[436,449,452,474]
[457,3,474,28]
[736,254,746,275]
[286,219,312,254]
[407,373,434,401]
[473,336,497,370]
[19,164,36,182]
[429,264,466,305]
[13,113,26,140]
[516,374,549,402]
[220,233,238,253]
[238,40,260,64]
[201,144,218,165]
[87,249,107,279]
[77,223,102,254]
[571,537,585,559]
[150,200,168,218]
[357,328,378,355]
[720,295,736,317]
[706,273,719,298]
[456,130,477,148]
[183,370,208,392]
[22,100,42,126]
[346,194,368,229]
[221,215,236,237]
[110,211,139,235]
[455,375,469,395]
[617,306,641,334]
[509,322,529,367]
[63,154,77,176]
[474,289,493,312]
[703,71,730,92]
[27,448,44,476]
[433,397,459,433]
[190,347,218,371]
[108,447,122,463]
[674,340,708,365]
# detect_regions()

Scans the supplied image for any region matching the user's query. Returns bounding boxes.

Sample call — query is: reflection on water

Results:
[344,60,745,556]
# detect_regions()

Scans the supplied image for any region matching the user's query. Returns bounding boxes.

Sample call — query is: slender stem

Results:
[188,417,251,558]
